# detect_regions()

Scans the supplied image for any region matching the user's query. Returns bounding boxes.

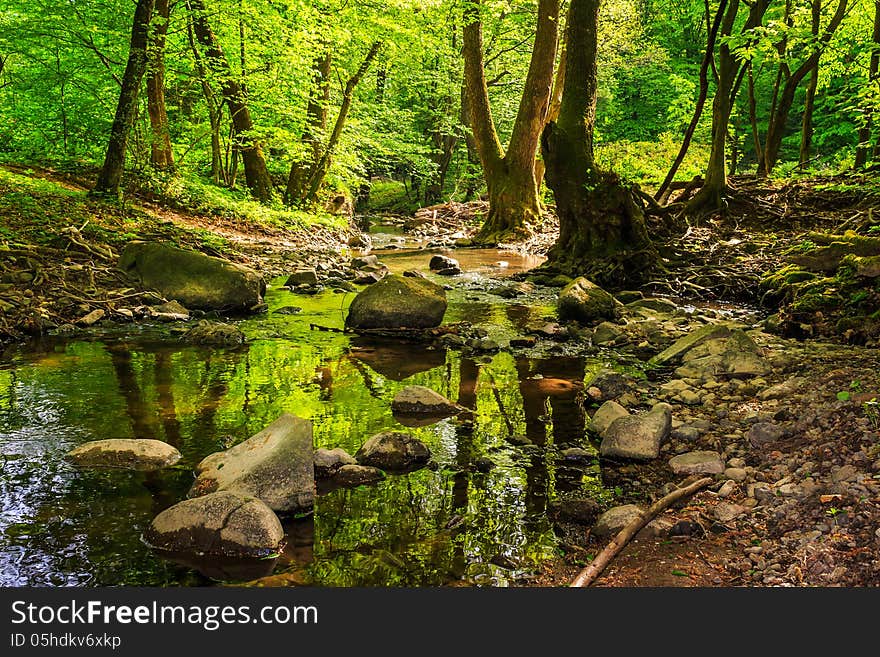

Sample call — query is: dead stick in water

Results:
[569,476,713,588]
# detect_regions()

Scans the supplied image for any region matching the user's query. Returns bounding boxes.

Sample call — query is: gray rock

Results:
[345,274,447,329]
[429,255,461,274]
[717,480,737,498]
[672,425,701,442]
[313,447,356,479]
[118,241,264,313]
[351,255,379,269]
[66,439,181,471]
[600,403,672,460]
[592,322,625,345]
[557,277,620,324]
[285,268,319,286]
[724,467,748,482]
[333,464,386,487]
[668,450,725,475]
[589,400,630,436]
[391,386,460,417]
[757,377,806,401]
[77,309,105,326]
[586,370,634,398]
[190,413,314,514]
[747,422,788,448]
[715,502,747,523]
[355,431,431,472]
[674,330,767,381]
[592,504,643,536]
[143,491,283,558]
[648,323,733,366]
[831,464,858,483]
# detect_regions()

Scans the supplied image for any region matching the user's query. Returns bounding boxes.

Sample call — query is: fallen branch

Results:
[569,476,713,587]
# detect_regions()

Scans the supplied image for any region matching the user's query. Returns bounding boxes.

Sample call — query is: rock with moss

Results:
[557,277,620,324]
[599,403,672,460]
[118,241,265,313]
[648,323,733,366]
[66,439,181,471]
[181,320,246,346]
[345,274,447,329]
[143,491,283,558]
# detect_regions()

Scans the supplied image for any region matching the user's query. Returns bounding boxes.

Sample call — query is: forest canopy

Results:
[0,0,877,214]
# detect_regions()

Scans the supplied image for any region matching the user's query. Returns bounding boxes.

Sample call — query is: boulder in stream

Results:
[557,277,620,324]
[391,385,460,418]
[314,447,356,479]
[118,241,265,313]
[143,491,283,558]
[333,464,386,487]
[355,431,431,472]
[190,413,315,514]
[65,439,181,471]
[345,274,447,329]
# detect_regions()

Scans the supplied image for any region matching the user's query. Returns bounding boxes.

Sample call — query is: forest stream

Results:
[0,229,638,587]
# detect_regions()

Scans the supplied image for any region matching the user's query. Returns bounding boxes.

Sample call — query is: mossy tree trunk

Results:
[189,0,273,203]
[540,0,654,289]
[856,0,880,169]
[92,0,155,198]
[147,0,174,170]
[463,0,559,244]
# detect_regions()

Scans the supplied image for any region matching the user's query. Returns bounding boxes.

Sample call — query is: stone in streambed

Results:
[66,439,181,471]
[189,413,314,514]
[313,447,356,479]
[285,268,319,287]
[599,403,672,460]
[589,400,629,436]
[391,385,460,417]
[557,277,620,324]
[143,491,283,558]
[355,431,431,472]
[668,450,725,475]
[345,274,447,329]
[333,464,386,487]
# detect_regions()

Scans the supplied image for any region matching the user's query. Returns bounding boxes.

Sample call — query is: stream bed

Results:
[0,243,639,587]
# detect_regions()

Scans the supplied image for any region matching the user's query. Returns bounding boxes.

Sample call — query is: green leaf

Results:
[837,391,851,401]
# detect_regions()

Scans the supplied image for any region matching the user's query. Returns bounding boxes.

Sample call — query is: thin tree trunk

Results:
[92,0,155,198]
[747,62,764,173]
[463,0,560,242]
[188,0,273,202]
[688,0,771,216]
[656,0,727,202]
[147,0,174,169]
[799,0,822,166]
[541,0,655,289]
[763,0,849,175]
[285,51,331,204]
[186,11,223,183]
[300,42,382,204]
[857,0,880,168]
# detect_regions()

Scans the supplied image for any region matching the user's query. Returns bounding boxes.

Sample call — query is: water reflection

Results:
[0,273,617,587]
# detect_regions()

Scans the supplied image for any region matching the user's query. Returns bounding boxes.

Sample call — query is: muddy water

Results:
[0,246,627,587]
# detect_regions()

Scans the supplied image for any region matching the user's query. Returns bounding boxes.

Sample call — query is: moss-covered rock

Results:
[345,274,447,329]
[557,277,619,324]
[119,241,265,313]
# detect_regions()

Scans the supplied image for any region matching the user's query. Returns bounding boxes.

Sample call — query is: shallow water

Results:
[0,247,628,587]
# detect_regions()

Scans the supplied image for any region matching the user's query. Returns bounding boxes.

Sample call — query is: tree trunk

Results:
[798,0,822,166]
[541,0,655,289]
[535,42,566,191]
[299,42,382,204]
[186,10,223,183]
[747,62,764,172]
[656,0,726,202]
[285,51,331,204]
[463,0,560,243]
[188,0,273,202]
[856,1,880,168]
[147,0,174,169]
[92,0,155,198]
[763,0,848,175]
[688,0,771,216]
